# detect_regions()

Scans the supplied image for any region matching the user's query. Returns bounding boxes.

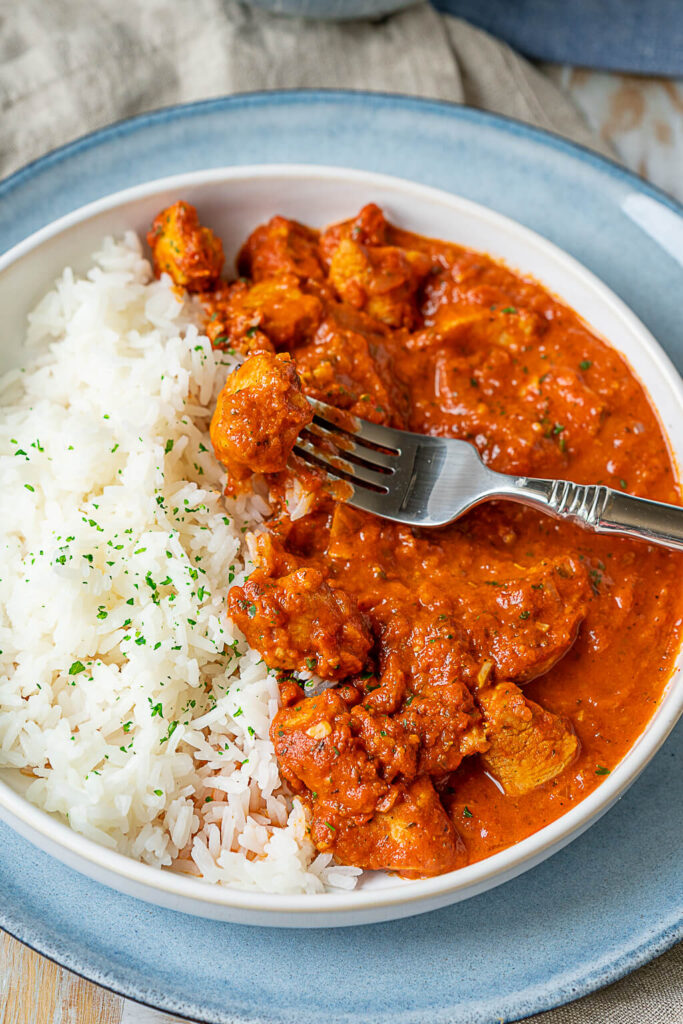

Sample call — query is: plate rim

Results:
[1,88,682,220]
[0,90,682,1023]
[1,878,681,1024]
[1,161,682,921]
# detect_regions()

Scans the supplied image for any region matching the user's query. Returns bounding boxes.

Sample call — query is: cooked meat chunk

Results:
[238,215,325,282]
[376,604,480,692]
[349,705,419,783]
[313,776,467,877]
[204,276,323,351]
[400,683,489,775]
[210,352,312,483]
[477,681,579,795]
[271,689,390,815]
[273,690,463,877]
[458,557,590,682]
[229,567,372,679]
[319,203,390,263]
[328,238,432,329]
[294,308,408,426]
[147,201,223,291]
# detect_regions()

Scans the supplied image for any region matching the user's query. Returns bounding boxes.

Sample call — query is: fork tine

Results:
[307,397,403,452]
[305,421,399,472]
[293,438,391,491]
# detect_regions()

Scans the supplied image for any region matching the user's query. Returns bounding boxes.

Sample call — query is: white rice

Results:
[0,232,360,894]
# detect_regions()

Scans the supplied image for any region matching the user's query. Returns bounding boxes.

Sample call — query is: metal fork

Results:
[293,397,683,551]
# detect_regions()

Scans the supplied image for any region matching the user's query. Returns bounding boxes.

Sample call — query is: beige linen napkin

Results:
[0,2,680,1022]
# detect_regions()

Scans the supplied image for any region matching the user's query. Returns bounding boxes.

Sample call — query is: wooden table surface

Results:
[0,933,181,1024]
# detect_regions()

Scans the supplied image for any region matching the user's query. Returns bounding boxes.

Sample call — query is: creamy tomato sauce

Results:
[148,201,683,878]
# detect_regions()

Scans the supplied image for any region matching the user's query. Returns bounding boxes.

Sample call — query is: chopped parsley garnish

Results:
[160,720,179,744]
[69,660,86,675]
[595,765,610,775]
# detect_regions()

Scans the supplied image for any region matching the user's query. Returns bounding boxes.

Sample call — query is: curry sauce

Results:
[148,201,683,878]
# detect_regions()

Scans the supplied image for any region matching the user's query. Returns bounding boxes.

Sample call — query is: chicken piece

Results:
[238,216,325,282]
[294,309,408,426]
[328,237,432,329]
[229,566,372,679]
[376,605,480,693]
[349,705,419,783]
[457,557,590,683]
[431,303,542,354]
[147,201,223,291]
[271,689,390,816]
[399,682,489,775]
[210,352,312,483]
[312,776,467,877]
[477,681,579,795]
[319,203,390,264]
[203,276,323,351]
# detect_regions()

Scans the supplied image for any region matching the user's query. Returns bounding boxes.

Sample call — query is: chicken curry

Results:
[148,200,683,878]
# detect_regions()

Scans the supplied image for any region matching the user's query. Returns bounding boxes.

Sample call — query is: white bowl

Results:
[0,165,681,928]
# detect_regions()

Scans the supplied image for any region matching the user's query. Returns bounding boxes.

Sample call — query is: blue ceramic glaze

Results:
[0,92,681,1023]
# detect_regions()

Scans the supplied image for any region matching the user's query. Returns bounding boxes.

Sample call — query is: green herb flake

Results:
[160,720,179,745]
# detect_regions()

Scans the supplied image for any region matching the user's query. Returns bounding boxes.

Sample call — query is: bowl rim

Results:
[0,161,681,919]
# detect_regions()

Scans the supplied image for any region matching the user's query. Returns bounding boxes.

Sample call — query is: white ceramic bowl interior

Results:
[0,165,681,928]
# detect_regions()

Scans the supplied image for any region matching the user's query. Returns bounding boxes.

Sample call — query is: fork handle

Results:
[500,476,683,552]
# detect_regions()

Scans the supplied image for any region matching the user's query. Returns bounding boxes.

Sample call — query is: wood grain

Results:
[0,931,187,1024]
[0,932,123,1024]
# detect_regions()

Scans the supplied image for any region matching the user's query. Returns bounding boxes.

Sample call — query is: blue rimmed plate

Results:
[0,91,681,1023]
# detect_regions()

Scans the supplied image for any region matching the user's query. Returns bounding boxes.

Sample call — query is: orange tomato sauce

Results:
[149,201,683,875]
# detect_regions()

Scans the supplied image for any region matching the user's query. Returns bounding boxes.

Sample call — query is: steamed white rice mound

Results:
[0,232,360,894]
